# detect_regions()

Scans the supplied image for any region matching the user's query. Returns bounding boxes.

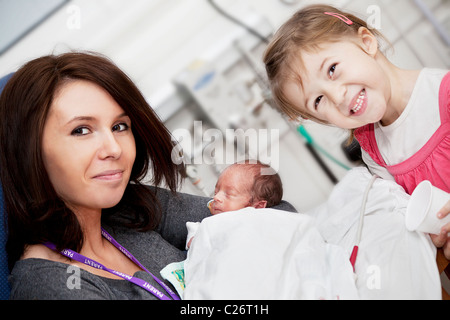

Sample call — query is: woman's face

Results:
[42,80,136,213]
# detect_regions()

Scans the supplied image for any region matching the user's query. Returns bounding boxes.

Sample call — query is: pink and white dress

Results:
[355,69,449,195]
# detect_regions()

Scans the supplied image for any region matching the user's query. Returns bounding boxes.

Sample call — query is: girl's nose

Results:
[327,83,347,108]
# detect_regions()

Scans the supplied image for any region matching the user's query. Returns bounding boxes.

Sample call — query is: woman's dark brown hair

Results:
[0,52,184,270]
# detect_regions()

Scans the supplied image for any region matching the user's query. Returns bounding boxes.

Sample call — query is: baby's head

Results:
[264,5,388,129]
[211,161,283,215]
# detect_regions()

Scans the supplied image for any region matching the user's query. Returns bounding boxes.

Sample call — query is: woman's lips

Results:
[93,170,124,181]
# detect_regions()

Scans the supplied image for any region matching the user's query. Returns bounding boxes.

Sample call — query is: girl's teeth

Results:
[352,90,366,113]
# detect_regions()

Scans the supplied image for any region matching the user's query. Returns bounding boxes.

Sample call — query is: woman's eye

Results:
[328,64,337,78]
[112,123,129,132]
[71,127,90,136]
[314,96,323,109]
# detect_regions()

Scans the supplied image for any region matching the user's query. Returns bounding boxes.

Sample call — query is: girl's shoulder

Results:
[420,68,449,87]
[421,68,449,77]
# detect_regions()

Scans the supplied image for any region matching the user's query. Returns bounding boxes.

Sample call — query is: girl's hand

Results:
[430,200,450,260]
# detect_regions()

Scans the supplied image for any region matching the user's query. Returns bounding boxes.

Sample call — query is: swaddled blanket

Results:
[184,208,359,300]
[182,168,441,300]
[305,167,441,299]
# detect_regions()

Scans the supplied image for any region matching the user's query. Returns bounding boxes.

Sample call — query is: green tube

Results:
[297,125,351,171]
[297,125,313,144]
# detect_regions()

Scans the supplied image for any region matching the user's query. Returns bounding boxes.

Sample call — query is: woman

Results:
[0,52,209,299]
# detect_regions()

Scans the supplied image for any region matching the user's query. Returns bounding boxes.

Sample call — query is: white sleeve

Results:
[361,149,395,181]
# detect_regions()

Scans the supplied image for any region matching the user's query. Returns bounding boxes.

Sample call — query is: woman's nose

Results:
[98,132,122,160]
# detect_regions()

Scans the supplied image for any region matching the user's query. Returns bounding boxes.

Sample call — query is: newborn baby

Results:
[187,160,283,248]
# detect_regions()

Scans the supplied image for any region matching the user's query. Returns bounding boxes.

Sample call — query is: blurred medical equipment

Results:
[297,125,353,184]
[414,0,450,46]
[185,165,209,197]
[207,0,270,45]
[175,2,354,192]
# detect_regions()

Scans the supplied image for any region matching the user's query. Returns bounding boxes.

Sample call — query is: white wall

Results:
[2,0,448,113]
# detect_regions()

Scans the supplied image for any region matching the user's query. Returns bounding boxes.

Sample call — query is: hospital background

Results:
[0,0,449,212]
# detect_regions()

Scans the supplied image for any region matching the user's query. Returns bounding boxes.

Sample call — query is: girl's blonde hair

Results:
[264,4,386,123]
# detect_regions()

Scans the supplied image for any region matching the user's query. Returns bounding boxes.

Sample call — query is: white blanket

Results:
[183,168,442,300]
[305,167,441,299]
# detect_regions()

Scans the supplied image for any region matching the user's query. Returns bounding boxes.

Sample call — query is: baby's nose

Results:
[214,192,223,203]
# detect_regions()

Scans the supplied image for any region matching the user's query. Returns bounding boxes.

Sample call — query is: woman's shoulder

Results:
[10,256,71,299]
[21,244,68,263]
[12,245,74,284]
[10,252,112,300]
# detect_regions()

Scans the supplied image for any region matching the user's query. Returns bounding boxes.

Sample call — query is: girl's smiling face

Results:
[283,29,392,129]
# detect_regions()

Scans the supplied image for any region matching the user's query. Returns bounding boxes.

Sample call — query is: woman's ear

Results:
[358,27,378,57]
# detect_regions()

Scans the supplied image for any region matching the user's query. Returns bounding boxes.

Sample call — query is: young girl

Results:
[263,4,449,258]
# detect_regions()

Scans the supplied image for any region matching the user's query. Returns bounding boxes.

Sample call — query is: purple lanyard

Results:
[44,228,180,300]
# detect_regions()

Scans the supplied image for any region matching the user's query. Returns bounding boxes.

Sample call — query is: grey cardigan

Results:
[9,187,297,300]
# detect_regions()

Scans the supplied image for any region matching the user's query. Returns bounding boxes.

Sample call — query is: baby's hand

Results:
[430,200,450,260]
[187,237,194,249]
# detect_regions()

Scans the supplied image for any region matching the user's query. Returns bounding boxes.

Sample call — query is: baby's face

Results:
[212,168,252,215]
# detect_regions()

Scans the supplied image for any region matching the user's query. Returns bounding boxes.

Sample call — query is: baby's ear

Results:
[253,200,268,209]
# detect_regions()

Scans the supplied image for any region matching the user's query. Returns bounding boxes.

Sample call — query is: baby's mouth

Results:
[351,89,366,114]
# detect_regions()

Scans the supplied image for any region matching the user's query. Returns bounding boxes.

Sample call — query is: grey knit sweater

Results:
[9,187,297,300]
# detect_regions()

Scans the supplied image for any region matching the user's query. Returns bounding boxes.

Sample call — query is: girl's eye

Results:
[71,127,90,136]
[314,96,323,109]
[328,64,337,78]
[112,123,129,132]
